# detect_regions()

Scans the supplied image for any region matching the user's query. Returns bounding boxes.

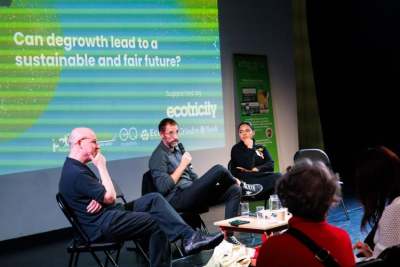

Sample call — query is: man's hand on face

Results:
[181,152,192,168]
[90,151,106,169]
[86,199,103,214]
[243,138,253,149]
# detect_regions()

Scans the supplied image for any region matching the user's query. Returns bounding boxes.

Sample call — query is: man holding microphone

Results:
[149,118,262,244]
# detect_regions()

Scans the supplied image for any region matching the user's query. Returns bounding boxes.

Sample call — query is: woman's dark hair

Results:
[158,118,177,132]
[277,159,340,221]
[238,121,254,131]
[355,146,400,230]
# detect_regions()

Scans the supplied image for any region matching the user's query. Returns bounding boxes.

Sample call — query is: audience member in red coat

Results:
[257,160,356,267]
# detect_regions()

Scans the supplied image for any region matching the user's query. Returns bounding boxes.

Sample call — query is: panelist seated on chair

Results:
[257,159,355,267]
[149,118,262,244]
[230,121,281,200]
[59,127,224,267]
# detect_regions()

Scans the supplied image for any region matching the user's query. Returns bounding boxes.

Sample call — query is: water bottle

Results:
[269,194,281,211]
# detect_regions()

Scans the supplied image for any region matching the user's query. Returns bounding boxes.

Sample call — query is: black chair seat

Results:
[68,240,122,252]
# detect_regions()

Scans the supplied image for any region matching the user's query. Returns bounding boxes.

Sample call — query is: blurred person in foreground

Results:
[257,159,355,267]
[353,146,400,259]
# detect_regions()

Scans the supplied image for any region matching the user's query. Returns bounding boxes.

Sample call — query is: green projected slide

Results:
[0,0,225,175]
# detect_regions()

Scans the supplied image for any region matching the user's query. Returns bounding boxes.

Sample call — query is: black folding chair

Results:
[356,243,400,266]
[293,148,350,220]
[56,193,122,267]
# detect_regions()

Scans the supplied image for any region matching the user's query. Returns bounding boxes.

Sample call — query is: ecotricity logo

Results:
[166,101,217,118]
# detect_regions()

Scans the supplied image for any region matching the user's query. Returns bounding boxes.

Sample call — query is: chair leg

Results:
[341,199,350,220]
[89,250,105,267]
[73,252,80,267]
[200,218,209,234]
[134,241,150,263]
[115,248,121,264]
[104,253,108,267]
[175,242,185,257]
[104,250,119,267]
[68,252,75,267]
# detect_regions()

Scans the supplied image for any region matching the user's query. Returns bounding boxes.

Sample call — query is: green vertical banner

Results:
[233,54,280,171]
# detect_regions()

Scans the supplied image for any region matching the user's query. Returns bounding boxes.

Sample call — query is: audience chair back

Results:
[356,259,385,266]
[356,244,400,266]
[294,149,331,168]
[56,193,122,267]
[379,244,400,266]
[293,148,350,220]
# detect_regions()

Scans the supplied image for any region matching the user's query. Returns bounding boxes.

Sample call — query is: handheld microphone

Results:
[178,143,193,169]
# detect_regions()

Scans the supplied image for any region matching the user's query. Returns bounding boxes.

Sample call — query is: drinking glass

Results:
[240,202,249,217]
[256,206,265,223]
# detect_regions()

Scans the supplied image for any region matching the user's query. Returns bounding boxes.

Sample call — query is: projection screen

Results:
[0,0,225,175]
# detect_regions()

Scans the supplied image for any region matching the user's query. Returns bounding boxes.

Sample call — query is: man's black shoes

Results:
[183,231,224,255]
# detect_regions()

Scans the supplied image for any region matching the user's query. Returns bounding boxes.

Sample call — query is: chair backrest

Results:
[356,258,385,267]
[227,160,232,172]
[56,193,90,244]
[112,179,127,204]
[293,148,331,169]
[378,243,400,266]
[141,171,158,196]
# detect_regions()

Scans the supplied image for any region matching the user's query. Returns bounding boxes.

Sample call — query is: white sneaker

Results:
[241,182,263,196]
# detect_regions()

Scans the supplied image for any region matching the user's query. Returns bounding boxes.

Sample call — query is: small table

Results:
[214,215,290,235]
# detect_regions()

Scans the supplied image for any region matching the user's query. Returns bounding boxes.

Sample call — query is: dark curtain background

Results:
[306,0,400,193]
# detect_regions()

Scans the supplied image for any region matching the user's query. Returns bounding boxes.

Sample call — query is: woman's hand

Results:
[353,241,373,258]
[236,166,252,172]
[243,138,253,149]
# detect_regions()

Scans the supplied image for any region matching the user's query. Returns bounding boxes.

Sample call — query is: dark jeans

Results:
[100,193,194,267]
[170,164,242,219]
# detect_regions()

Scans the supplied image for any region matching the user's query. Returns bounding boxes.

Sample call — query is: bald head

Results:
[68,127,96,147]
[67,127,99,163]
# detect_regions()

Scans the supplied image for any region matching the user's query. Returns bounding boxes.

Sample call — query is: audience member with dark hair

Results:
[353,146,400,258]
[257,160,355,267]
[230,121,281,200]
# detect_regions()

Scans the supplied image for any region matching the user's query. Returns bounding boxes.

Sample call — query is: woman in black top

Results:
[230,122,280,199]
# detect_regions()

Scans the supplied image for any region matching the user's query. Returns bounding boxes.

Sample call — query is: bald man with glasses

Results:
[59,127,223,267]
